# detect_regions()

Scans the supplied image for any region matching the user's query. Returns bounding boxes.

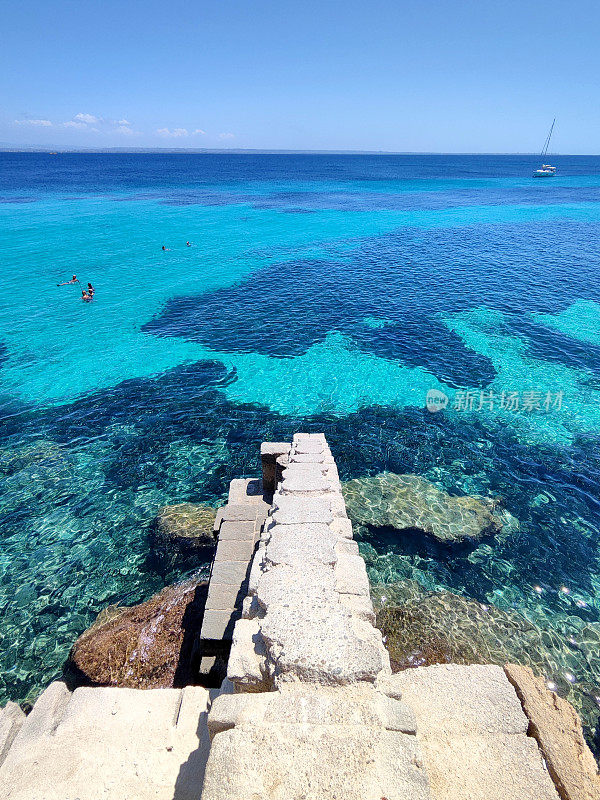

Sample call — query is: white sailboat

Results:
[533,119,556,177]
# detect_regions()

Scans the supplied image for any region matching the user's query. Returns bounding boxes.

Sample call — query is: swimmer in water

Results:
[87,282,95,296]
[186,241,191,247]
[57,275,79,286]
[81,289,92,302]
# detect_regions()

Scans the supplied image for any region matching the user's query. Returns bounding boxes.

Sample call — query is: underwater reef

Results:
[343,472,510,543]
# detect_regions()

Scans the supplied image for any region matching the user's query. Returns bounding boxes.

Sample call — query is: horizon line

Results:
[0,147,583,156]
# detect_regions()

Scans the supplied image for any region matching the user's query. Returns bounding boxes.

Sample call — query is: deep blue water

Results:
[1,152,600,746]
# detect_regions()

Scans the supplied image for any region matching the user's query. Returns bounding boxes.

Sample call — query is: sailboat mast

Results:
[541,118,556,159]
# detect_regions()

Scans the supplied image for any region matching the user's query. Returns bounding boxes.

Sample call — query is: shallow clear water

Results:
[1,153,600,742]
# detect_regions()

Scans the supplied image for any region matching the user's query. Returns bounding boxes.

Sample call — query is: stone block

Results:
[334,553,370,596]
[288,452,327,463]
[221,504,260,522]
[335,538,359,555]
[376,695,417,734]
[292,440,328,454]
[330,492,348,518]
[228,478,262,504]
[331,517,354,539]
[271,495,333,526]
[256,563,337,613]
[280,473,334,494]
[227,619,268,689]
[260,601,389,685]
[200,609,237,642]
[207,693,269,737]
[0,685,212,800]
[376,674,404,701]
[338,592,376,624]
[210,560,249,586]
[418,731,559,800]
[214,537,256,563]
[205,582,243,611]
[216,520,255,541]
[200,724,430,800]
[265,526,338,568]
[393,663,529,737]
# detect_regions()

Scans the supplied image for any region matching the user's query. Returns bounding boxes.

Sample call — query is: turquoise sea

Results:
[1,153,600,746]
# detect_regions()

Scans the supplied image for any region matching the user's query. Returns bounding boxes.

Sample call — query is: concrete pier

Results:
[0,433,597,800]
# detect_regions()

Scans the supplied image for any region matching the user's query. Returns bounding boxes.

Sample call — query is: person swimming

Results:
[87,282,95,296]
[57,275,79,286]
[186,241,191,247]
[81,289,92,302]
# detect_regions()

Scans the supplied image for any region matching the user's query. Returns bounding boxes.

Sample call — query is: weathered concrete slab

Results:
[395,664,560,800]
[265,525,338,568]
[221,503,262,522]
[271,495,334,525]
[0,684,211,800]
[217,520,256,541]
[200,724,429,800]
[418,732,559,800]
[395,663,528,736]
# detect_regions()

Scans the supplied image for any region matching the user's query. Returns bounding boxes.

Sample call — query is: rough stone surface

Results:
[0,703,25,769]
[420,732,560,800]
[260,602,390,685]
[227,477,263,504]
[264,526,338,568]
[394,664,560,800]
[505,663,600,800]
[153,503,217,550]
[0,683,211,800]
[343,472,507,542]
[67,578,207,689]
[394,663,528,736]
[271,495,334,526]
[200,724,430,800]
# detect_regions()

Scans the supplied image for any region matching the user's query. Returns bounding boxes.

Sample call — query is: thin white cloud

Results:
[63,121,88,129]
[156,127,189,137]
[74,113,100,125]
[117,119,131,126]
[116,125,137,136]
[218,132,235,140]
[15,118,52,127]
[193,128,206,135]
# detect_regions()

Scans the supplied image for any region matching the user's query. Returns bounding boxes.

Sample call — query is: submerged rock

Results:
[66,578,208,689]
[343,472,506,542]
[152,502,217,552]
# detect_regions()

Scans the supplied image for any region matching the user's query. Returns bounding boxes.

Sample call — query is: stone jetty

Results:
[0,433,597,800]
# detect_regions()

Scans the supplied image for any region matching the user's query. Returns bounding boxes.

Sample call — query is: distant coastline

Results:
[0,147,568,155]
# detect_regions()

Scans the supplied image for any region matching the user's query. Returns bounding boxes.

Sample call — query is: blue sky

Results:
[1,0,599,152]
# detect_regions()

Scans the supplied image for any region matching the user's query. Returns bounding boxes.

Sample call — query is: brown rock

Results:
[153,502,217,551]
[505,664,600,800]
[67,578,208,689]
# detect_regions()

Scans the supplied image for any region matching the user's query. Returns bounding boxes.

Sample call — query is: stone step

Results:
[392,664,561,800]
[0,683,211,800]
